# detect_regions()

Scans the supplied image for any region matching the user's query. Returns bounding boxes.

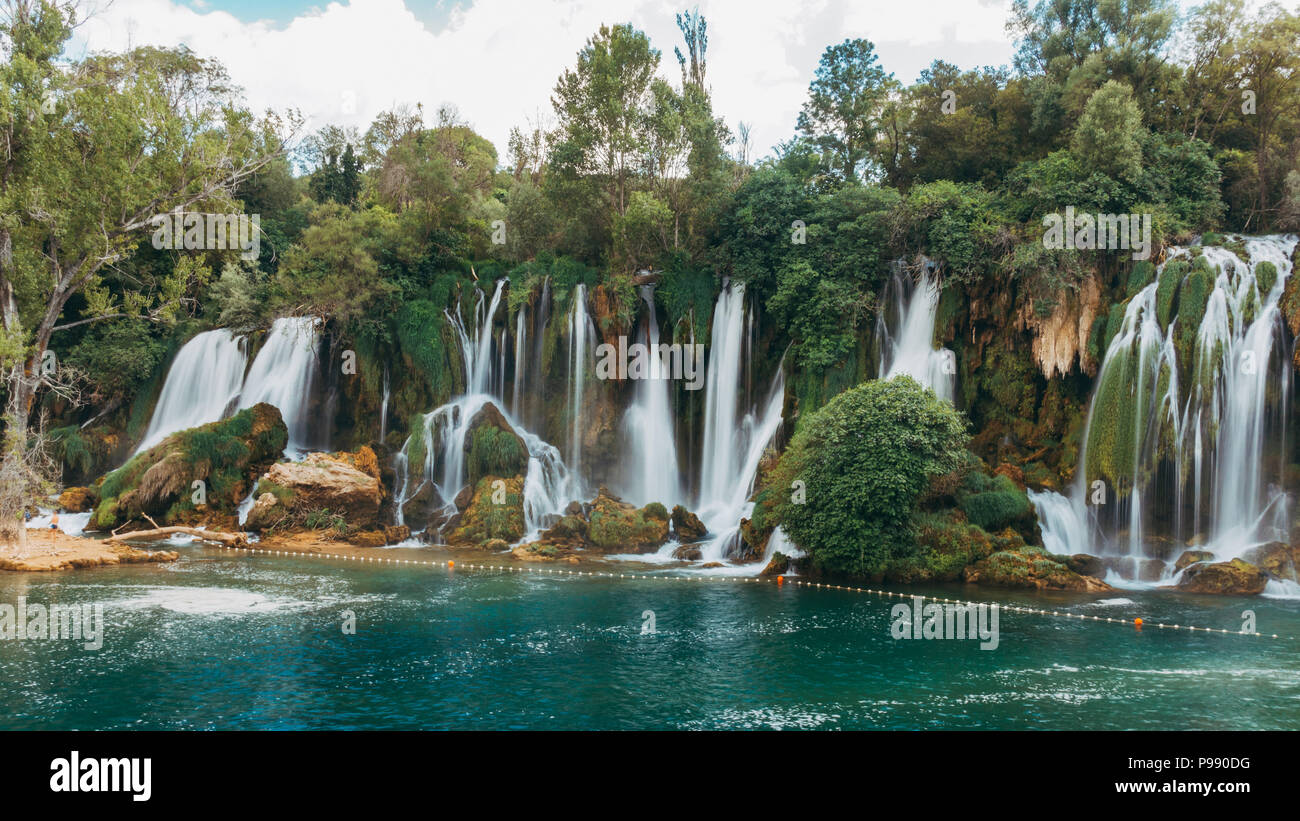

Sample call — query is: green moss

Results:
[95,403,287,526]
[1126,260,1156,298]
[1175,261,1213,377]
[448,476,526,544]
[466,425,528,486]
[1255,261,1278,295]
[1101,302,1127,356]
[1155,259,1186,331]
[255,479,295,506]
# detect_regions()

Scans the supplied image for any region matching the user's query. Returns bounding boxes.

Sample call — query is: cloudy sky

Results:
[66,0,1262,164]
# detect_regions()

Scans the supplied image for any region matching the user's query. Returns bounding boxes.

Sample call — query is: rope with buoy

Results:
[206,543,1293,641]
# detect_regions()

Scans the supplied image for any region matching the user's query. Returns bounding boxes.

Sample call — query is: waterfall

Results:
[567,284,595,498]
[698,280,748,509]
[135,329,247,453]
[380,364,390,442]
[617,284,683,507]
[692,279,789,562]
[1032,235,1299,578]
[394,393,571,543]
[877,264,956,402]
[512,306,527,419]
[393,280,570,544]
[446,280,506,397]
[137,317,321,458]
[238,316,323,455]
[697,364,786,562]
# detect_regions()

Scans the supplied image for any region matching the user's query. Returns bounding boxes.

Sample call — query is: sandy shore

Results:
[0,530,179,572]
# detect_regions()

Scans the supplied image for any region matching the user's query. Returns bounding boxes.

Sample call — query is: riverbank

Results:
[0,530,179,572]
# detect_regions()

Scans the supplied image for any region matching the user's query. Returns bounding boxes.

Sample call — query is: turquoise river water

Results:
[1,544,1297,730]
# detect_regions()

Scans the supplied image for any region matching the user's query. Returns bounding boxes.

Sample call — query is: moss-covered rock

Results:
[586,487,670,552]
[57,486,96,513]
[1240,542,1298,581]
[446,475,526,545]
[956,470,1039,544]
[93,403,287,529]
[464,403,529,487]
[963,544,1111,591]
[670,505,707,541]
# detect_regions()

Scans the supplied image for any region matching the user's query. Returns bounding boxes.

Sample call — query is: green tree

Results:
[796,38,896,183]
[0,1,286,551]
[1072,80,1146,182]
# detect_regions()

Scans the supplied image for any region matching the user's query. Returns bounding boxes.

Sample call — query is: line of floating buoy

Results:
[210,544,1290,640]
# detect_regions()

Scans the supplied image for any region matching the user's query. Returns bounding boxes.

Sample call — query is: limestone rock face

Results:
[1018,273,1102,378]
[1175,559,1268,595]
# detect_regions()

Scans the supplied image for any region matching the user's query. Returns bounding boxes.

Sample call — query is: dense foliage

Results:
[771,377,969,577]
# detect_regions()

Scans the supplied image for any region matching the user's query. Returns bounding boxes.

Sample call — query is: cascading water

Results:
[512,306,527,419]
[138,317,322,458]
[567,284,595,498]
[617,284,683,508]
[237,316,323,455]
[380,364,391,442]
[1030,235,1299,584]
[877,264,956,402]
[446,280,506,397]
[692,279,789,563]
[135,329,247,453]
[393,279,571,544]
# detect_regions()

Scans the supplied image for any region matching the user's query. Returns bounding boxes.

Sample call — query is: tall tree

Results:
[0,0,287,551]
[796,38,896,183]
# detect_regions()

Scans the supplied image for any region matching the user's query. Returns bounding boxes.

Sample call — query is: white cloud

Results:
[71,0,1023,163]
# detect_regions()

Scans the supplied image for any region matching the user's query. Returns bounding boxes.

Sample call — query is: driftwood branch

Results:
[106,526,247,547]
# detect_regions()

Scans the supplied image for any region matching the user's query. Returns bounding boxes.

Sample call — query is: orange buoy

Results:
[1134,617,1143,630]
[448,560,455,569]
[776,576,784,586]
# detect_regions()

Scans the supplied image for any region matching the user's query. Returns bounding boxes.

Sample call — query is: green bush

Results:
[956,472,1032,532]
[773,376,968,578]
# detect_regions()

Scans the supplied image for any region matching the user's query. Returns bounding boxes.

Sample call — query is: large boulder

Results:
[585,488,670,553]
[537,514,588,549]
[1066,553,1105,577]
[1175,558,1269,595]
[399,480,443,533]
[671,505,707,542]
[245,452,383,532]
[94,403,287,529]
[57,486,96,513]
